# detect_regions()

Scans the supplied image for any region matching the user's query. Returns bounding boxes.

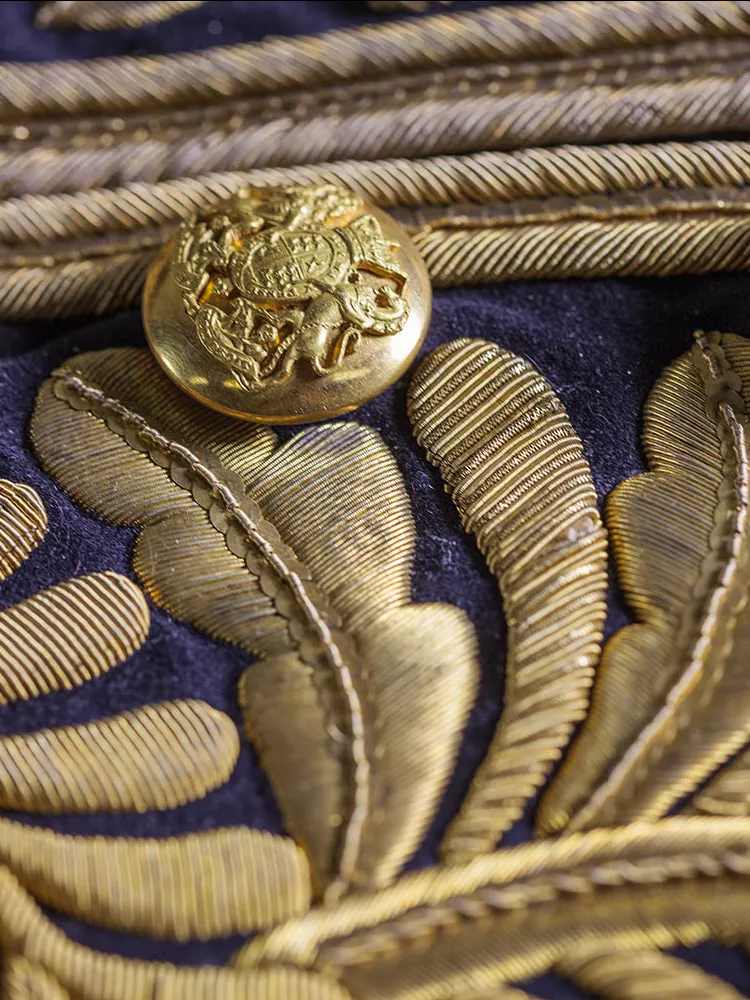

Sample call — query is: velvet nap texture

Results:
[2,2,750,996]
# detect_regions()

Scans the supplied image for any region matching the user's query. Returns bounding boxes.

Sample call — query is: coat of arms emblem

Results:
[171,184,410,388]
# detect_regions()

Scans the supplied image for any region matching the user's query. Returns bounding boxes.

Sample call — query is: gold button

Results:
[143,183,431,423]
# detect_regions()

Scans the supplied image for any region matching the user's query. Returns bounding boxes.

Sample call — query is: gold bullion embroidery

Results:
[31,346,480,897]
[409,338,607,859]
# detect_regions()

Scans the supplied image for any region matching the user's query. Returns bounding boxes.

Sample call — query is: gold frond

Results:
[0,480,47,580]
[3,956,71,1000]
[0,571,148,702]
[0,819,309,940]
[238,816,750,995]
[538,331,750,834]
[31,348,479,895]
[408,338,607,859]
[0,699,238,812]
[557,949,744,1000]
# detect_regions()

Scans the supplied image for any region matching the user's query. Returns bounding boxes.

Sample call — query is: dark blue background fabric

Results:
[2,2,750,994]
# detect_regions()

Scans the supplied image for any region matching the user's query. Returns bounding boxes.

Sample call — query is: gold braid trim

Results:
[6,66,750,196]
[4,35,747,150]
[5,187,750,320]
[1,139,750,245]
[2,1,749,120]
[35,1,207,31]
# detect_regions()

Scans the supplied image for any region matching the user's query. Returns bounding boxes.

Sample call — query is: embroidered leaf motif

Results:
[558,949,744,1000]
[0,572,149,702]
[408,338,607,859]
[538,332,750,833]
[0,479,47,580]
[31,347,479,895]
[0,819,309,940]
[0,700,239,813]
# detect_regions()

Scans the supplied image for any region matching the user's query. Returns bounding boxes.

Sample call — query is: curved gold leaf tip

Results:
[558,948,744,999]
[0,819,310,941]
[0,479,47,580]
[408,338,607,858]
[0,571,149,703]
[540,330,750,834]
[0,699,239,813]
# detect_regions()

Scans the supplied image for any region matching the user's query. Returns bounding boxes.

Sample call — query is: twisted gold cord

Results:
[2,2,749,120]
[0,139,749,245]
[5,70,750,197]
[4,187,750,320]
[5,36,747,150]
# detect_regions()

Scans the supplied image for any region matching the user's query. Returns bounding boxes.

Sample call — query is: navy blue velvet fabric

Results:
[2,2,750,993]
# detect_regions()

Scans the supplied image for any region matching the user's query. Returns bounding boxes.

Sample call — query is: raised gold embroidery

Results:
[11,331,750,997]
[0,572,147,700]
[0,820,310,940]
[409,338,607,859]
[557,949,745,1000]
[539,331,750,834]
[0,700,238,814]
[0,480,47,581]
[32,347,480,897]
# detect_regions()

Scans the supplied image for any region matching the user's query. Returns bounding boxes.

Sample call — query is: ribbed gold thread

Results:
[0,700,240,813]
[0,820,310,940]
[35,1,206,31]
[0,480,47,580]
[0,572,148,702]
[409,339,607,859]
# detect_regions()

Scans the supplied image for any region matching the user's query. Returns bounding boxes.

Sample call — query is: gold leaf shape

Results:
[557,949,744,1000]
[538,331,750,834]
[3,956,71,1000]
[0,480,47,580]
[0,819,309,940]
[31,348,479,895]
[0,699,238,813]
[0,571,148,703]
[408,338,607,859]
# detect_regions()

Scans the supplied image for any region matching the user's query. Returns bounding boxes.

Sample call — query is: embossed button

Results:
[143,183,431,423]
